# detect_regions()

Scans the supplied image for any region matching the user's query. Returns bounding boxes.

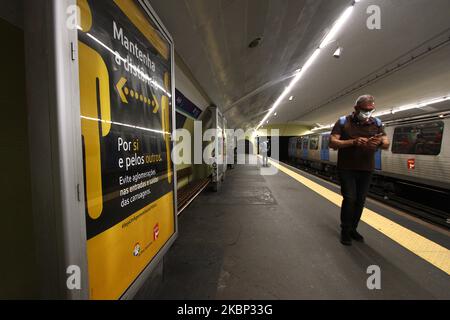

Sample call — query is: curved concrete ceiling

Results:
[149,0,450,129]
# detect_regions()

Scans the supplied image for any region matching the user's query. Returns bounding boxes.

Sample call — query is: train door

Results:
[375,149,382,171]
[296,137,303,162]
[288,138,295,160]
[321,134,330,162]
[302,136,309,159]
[309,135,320,161]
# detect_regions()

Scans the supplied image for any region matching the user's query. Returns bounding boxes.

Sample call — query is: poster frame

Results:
[25,0,90,299]
[25,0,178,299]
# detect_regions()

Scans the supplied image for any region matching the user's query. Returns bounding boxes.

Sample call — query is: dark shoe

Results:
[340,231,352,246]
[350,230,364,242]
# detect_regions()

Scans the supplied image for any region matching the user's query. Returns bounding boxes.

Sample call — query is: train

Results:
[287,114,450,227]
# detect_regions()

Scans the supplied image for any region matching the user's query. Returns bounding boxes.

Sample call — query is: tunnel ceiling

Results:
[148,0,450,129]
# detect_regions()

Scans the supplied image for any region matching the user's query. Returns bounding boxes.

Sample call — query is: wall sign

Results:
[77,0,176,299]
[175,89,203,119]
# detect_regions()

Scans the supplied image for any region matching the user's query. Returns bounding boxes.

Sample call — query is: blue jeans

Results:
[338,170,373,232]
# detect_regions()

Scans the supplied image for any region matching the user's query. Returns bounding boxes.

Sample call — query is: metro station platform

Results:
[136,157,450,300]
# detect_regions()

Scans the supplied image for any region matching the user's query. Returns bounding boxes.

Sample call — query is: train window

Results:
[302,137,309,150]
[309,136,319,150]
[298,138,302,149]
[321,135,330,150]
[392,121,444,155]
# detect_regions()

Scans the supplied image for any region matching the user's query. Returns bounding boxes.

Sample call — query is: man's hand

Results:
[357,134,383,150]
[366,137,382,149]
[354,137,369,147]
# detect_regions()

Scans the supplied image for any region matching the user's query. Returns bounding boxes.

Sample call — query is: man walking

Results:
[330,95,390,246]
[260,140,269,167]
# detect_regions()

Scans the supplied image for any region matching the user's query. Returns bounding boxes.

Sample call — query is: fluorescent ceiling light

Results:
[319,6,354,49]
[373,110,392,117]
[255,4,357,130]
[392,104,417,114]
[323,94,450,127]
[299,49,321,77]
[392,96,450,114]
[424,96,450,105]
[311,124,333,132]
[287,48,321,91]
[257,49,322,129]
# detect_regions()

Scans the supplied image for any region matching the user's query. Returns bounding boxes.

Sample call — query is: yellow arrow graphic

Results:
[116,77,128,104]
[152,95,160,114]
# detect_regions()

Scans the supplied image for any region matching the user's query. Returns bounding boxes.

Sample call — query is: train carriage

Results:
[381,119,450,190]
[288,115,450,226]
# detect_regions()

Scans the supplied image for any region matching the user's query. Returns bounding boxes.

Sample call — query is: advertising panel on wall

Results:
[77,0,177,299]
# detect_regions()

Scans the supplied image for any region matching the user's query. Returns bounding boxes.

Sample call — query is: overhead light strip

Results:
[319,6,354,49]
[256,2,357,130]
[310,95,450,131]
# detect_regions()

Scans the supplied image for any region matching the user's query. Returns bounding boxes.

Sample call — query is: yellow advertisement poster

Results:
[77,0,176,299]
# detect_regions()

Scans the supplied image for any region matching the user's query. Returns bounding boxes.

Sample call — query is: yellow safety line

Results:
[269,159,450,275]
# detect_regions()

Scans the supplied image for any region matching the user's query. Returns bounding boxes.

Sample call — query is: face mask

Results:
[357,110,374,121]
